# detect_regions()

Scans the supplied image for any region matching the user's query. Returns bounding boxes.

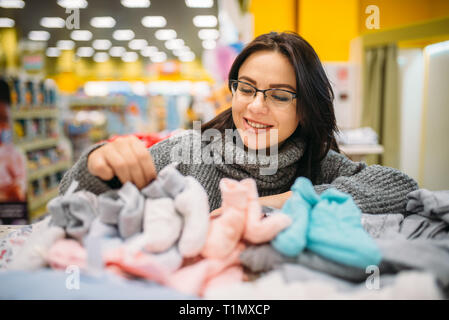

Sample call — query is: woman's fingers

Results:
[103,143,132,184]
[210,207,223,217]
[129,136,157,187]
[87,147,114,181]
[87,136,157,189]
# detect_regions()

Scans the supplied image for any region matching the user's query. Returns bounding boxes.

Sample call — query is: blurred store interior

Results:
[0,0,448,223]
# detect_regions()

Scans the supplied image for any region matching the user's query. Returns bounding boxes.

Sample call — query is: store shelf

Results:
[27,160,72,181]
[28,187,59,212]
[10,107,58,119]
[16,137,59,152]
[69,96,126,109]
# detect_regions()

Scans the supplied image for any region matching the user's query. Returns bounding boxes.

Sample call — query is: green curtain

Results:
[362,44,400,168]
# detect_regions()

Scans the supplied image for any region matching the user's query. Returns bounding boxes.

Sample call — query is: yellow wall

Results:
[249,0,297,36]
[298,0,359,61]
[359,0,449,33]
[249,0,449,62]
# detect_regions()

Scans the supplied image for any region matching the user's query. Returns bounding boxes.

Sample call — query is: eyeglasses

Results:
[230,80,296,108]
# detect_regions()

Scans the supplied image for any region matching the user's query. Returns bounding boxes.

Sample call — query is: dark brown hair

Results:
[201,31,340,183]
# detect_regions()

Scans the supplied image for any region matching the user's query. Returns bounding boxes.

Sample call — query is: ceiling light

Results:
[94,52,109,63]
[85,82,109,96]
[71,30,92,41]
[198,29,219,40]
[141,46,158,57]
[0,18,14,28]
[129,39,148,50]
[46,47,60,57]
[165,39,185,50]
[185,0,212,8]
[109,46,126,57]
[57,40,75,50]
[202,39,216,50]
[122,52,138,63]
[28,31,50,41]
[173,46,191,56]
[193,15,217,28]
[141,16,166,28]
[93,39,112,50]
[0,0,25,8]
[155,29,176,41]
[57,0,88,9]
[76,47,94,57]
[151,52,167,63]
[90,16,115,28]
[121,0,150,8]
[40,17,65,28]
[178,52,195,62]
[113,29,135,41]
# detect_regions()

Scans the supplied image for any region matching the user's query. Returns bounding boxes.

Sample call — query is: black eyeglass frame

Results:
[229,79,297,101]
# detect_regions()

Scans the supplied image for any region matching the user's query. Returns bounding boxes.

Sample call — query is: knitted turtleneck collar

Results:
[205,131,306,192]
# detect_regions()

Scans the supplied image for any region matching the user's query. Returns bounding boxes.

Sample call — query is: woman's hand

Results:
[210,207,222,217]
[258,191,292,209]
[87,135,157,189]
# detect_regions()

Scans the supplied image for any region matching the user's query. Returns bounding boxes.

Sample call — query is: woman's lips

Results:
[243,117,274,133]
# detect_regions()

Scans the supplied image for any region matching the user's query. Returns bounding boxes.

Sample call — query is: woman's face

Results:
[231,50,300,150]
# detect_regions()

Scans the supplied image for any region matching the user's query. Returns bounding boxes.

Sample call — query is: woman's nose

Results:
[247,92,269,114]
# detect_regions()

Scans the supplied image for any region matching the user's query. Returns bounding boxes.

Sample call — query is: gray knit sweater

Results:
[59,130,418,214]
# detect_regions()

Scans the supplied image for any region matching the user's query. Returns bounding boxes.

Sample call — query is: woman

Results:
[60,32,418,214]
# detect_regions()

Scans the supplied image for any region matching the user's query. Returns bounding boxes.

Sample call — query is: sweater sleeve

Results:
[58,142,109,195]
[313,150,419,214]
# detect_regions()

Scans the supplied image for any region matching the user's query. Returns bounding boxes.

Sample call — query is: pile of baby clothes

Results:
[1,165,292,298]
[205,180,449,299]
[3,163,446,300]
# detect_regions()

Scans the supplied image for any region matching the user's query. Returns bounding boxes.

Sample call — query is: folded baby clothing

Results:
[47,181,98,242]
[271,177,382,269]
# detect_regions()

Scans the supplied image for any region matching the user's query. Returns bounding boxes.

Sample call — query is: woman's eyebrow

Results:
[238,76,296,92]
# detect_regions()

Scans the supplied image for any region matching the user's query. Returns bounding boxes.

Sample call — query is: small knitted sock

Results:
[307,188,382,268]
[141,179,170,199]
[125,234,183,273]
[241,179,292,244]
[117,182,145,239]
[157,164,186,198]
[47,196,68,227]
[103,246,169,284]
[48,180,79,228]
[174,176,210,258]
[64,191,98,242]
[142,198,182,253]
[201,178,247,259]
[84,218,123,273]
[167,242,245,296]
[146,246,183,273]
[47,185,98,242]
[239,244,292,273]
[47,239,87,271]
[141,165,186,199]
[98,190,123,225]
[271,177,319,257]
[86,218,119,239]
